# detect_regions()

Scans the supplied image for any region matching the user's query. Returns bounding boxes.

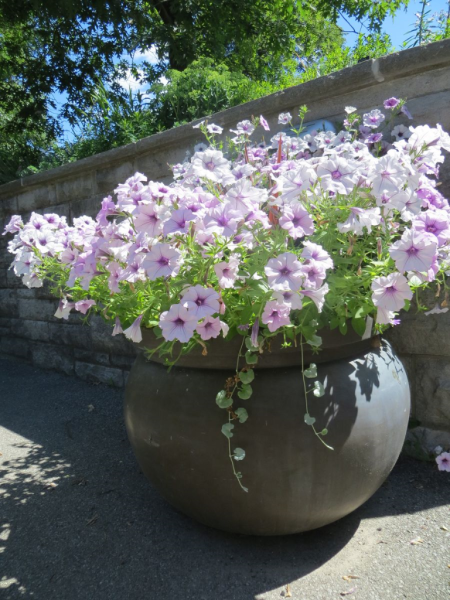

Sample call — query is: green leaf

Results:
[239,369,254,384]
[245,351,258,364]
[304,413,316,426]
[221,423,234,438]
[313,381,325,397]
[235,407,248,423]
[320,428,328,436]
[233,447,246,461]
[338,321,348,335]
[237,384,252,400]
[245,337,257,351]
[303,363,317,378]
[351,317,367,337]
[216,390,232,408]
[307,334,322,347]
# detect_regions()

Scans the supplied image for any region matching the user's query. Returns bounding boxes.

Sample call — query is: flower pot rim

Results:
[138,319,380,370]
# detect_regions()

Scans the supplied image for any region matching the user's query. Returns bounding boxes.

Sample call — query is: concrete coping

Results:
[1,39,449,201]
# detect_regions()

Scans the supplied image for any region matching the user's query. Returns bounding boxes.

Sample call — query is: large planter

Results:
[124,331,410,535]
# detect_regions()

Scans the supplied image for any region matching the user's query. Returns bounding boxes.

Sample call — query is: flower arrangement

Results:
[4,98,450,488]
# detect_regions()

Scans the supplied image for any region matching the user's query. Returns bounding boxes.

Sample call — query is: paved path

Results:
[0,358,449,600]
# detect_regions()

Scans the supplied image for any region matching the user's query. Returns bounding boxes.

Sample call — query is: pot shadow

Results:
[1,358,448,600]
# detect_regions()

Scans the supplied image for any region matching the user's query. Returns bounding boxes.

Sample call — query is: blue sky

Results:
[338,0,449,48]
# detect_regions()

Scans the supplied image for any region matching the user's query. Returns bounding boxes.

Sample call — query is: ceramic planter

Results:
[124,330,410,535]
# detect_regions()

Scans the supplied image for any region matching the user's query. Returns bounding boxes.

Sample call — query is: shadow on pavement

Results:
[0,358,448,600]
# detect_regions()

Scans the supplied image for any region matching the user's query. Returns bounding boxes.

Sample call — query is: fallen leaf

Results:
[340,587,357,596]
[410,537,423,545]
[87,404,95,412]
[342,575,360,581]
[285,584,292,597]
[86,514,98,526]
[440,526,448,531]
[45,482,57,490]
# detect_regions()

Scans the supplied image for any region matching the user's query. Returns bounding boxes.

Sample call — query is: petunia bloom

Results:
[196,316,227,340]
[389,230,437,273]
[123,314,143,343]
[142,243,181,280]
[181,285,220,318]
[214,257,240,288]
[261,301,291,332]
[259,115,270,131]
[74,299,96,314]
[159,304,198,343]
[265,252,304,291]
[54,298,75,320]
[436,452,450,472]
[371,272,413,311]
[279,204,314,239]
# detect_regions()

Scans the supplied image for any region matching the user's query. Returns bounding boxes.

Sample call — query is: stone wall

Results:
[1,40,450,436]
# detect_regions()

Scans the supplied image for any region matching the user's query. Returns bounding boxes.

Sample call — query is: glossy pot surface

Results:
[124,338,410,535]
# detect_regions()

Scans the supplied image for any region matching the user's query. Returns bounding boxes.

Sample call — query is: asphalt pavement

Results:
[0,358,449,600]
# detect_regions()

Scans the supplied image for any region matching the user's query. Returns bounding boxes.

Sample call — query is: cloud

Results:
[134,45,160,65]
[117,68,146,91]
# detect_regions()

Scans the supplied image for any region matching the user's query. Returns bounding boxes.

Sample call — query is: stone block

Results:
[48,322,92,349]
[134,151,171,180]
[75,361,124,387]
[32,202,71,220]
[56,173,94,204]
[110,353,136,370]
[0,196,18,219]
[31,342,74,375]
[70,194,103,220]
[17,184,57,213]
[0,289,19,317]
[0,336,30,358]
[18,298,58,321]
[74,348,110,366]
[95,161,135,195]
[90,315,137,356]
[414,356,450,430]
[11,319,50,342]
[404,426,450,460]
[15,284,56,301]
[0,268,7,289]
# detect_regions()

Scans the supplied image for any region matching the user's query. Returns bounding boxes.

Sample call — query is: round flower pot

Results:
[124,330,410,536]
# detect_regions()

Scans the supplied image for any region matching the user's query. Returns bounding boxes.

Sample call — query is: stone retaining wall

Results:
[1,40,450,436]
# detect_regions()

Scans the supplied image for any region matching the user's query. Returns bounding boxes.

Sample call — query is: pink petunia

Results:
[389,230,437,273]
[371,272,413,312]
[436,452,450,472]
[196,316,228,340]
[261,301,291,332]
[181,285,220,318]
[259,115,270,131]
[279,204,314,239]
[214,257,239,289]
[74,299,96,314]
[265,252,304,291]
[159,304,198,343]
[142,243,181,280]
[123,315,143,343]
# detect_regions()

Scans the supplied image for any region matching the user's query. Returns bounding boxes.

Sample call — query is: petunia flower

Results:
[300,284,329,312]
[74,299,96,314]
[195,316,227,340]
[54,298,75,320]
[279,204,314,239]
[265,252,304,291]
[159,304,198,343]
[259,115,270,131]
[278,112,292,125]
[214,257,240,289]
[112,317,123,336]
[389,229,437,273]
[436,452,450,472]
[383,97,400,109]
[181,285,220,318]
[142,243,181,280]
[207,124,223,135]
[371,272,413,311]
[301,242,333,271]
[261,301,291,332]
[123,314,143,343]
